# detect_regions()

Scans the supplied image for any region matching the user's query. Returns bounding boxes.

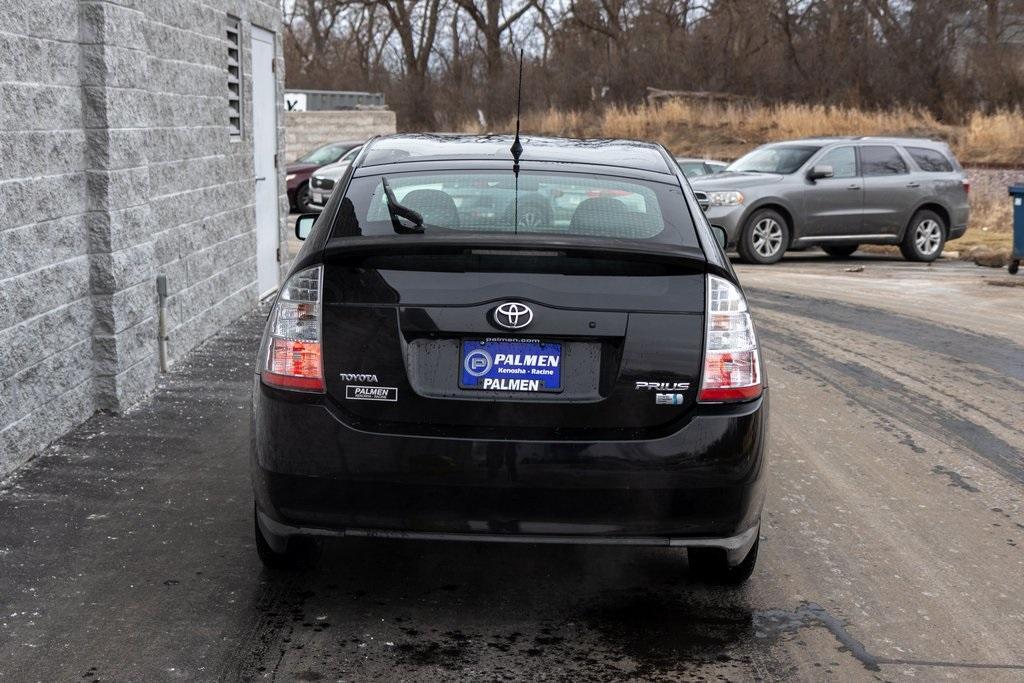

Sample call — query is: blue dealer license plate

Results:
[460,339,562,392]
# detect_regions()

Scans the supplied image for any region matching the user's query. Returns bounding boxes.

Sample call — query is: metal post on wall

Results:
[156,275,169,372]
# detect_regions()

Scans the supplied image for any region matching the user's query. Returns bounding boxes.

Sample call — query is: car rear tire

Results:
[688,533,759,585]
[821,244,859,258]
[900,210,946,262]
[294,183,314,214]
[254,507,321,570]
[738,210,788,264]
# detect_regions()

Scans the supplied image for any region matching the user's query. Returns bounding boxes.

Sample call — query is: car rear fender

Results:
[738,199,798,242]
[897,200,952,240]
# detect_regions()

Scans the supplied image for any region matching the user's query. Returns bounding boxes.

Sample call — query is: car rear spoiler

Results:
[320,235,709,270]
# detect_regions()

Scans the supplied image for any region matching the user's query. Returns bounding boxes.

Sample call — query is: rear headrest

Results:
[569,197,644,238]
[401,189,459,227]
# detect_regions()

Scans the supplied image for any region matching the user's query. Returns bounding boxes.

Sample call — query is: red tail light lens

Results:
[698,275,762,403]
[261,266,325,393]
[962,179,970,195]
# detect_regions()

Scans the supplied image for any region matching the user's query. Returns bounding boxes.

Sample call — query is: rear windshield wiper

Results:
[381,176,425,235]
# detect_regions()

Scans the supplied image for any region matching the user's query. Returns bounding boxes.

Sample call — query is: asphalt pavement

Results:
[0,253,1022,681]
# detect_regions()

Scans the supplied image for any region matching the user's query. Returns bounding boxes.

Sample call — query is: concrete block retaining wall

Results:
[285,110,396,162]
[965,167,1024,202]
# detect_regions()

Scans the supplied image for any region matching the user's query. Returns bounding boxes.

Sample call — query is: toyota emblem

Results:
[492,302,534,330]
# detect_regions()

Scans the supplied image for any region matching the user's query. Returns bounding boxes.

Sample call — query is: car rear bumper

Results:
[251,379,768,560]
[257,509,761,565]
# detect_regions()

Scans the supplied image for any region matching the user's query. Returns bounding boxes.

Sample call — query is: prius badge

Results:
[491,302,534,330]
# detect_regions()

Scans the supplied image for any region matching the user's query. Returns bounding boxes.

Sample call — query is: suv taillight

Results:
[698,275,762,402]
[261,266,325,392]
[962,179,970,195]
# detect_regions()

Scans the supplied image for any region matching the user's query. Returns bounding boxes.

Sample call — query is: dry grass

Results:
[959,111,1024,166]
[956,194,1013,251]
[463,102,1024,167]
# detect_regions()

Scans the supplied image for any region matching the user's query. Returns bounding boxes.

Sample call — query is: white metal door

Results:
[251,26,279,298]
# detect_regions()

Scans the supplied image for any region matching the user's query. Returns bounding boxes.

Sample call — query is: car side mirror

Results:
[295,213,318,241]
[710,225,728,249]
[807,165,834,181]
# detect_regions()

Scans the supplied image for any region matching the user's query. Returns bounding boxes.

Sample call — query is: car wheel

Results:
[900,210,946,262]
[505,198,552,231]
[688,532,759,585]
[295,183,314,214]
[738,210,788,264]
[821,243,859,258]
[254,507,321,570]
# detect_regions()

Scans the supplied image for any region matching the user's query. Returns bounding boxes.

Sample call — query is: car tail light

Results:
[698,275,762,402]
[261,266,325,392]
[962,179,970,195]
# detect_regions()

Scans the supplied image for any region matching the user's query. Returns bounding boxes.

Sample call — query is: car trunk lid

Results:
[319,240,706,439]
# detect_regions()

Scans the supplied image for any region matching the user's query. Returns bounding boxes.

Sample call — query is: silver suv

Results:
[689,137,970,263]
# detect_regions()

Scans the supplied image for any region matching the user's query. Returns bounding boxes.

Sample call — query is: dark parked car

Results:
[690,137,970,263]
[675,157,728,178]
[252,135,768,583]
[286,140,363,213]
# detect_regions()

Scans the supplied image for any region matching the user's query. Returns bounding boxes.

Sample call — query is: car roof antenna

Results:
[510,49,524,174]
[511,49,524,234]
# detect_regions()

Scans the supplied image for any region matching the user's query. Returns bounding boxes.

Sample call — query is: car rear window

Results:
[331,170,698,247]
[860,145,908,176]
[905,146,955,172]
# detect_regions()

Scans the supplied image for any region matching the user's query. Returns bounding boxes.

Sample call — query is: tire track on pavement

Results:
[748,289,1024,483]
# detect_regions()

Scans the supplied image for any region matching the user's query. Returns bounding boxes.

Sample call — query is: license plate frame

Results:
[459,338,562,392]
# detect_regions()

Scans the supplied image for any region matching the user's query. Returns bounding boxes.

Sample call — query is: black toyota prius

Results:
[251,134,768,583]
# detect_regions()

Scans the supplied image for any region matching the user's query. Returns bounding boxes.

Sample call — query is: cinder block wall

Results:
[0,3,93,473]
[285,110,397,162]
[0,0,286,477]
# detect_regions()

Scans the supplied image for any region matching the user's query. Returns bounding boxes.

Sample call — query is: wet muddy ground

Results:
[1,254,1022,681]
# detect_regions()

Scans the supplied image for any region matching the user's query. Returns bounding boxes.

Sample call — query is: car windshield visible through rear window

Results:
[727,145,820,174]
[331,170,698,246]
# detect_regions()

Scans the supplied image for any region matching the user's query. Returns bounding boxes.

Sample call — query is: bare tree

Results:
[363,0,445,128]
[451,0,539,123]
[283,0,1024,127]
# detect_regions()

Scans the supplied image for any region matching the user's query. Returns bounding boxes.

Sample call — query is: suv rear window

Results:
[332,170,697,247]
[860,146,908,176]
[906,146,954,172]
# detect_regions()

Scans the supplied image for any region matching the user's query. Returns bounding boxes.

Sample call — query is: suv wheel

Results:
[688,532,759,585]
[294,183,314,214]
[254,507,321,570]
[900,210,946,262]
[821,244,859,258]
[738,210,788,264]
